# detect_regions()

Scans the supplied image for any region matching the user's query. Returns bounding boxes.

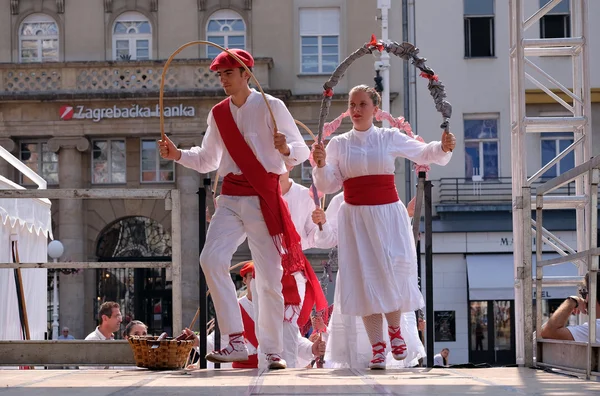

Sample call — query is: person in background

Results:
[85,301,122,340]
[433,348,450,367]
[541,272,600,343]
[58,327,75,340]
[123,320,148,339]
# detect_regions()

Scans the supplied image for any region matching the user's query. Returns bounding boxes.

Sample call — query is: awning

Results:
[0,176,52,239]
[466,254,579,300]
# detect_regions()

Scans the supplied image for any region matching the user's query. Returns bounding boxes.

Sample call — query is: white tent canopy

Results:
[0,155,52,341]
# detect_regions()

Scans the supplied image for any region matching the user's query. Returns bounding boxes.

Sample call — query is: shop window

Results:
[140,139,174,182]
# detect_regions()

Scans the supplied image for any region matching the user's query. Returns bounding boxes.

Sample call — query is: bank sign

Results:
[59,104,195,122]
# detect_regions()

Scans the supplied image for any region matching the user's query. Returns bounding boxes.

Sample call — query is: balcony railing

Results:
[0,58,273,93]
[436,177,576,204]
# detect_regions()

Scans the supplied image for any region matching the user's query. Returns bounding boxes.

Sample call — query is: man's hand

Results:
[274,129,290,156]
[158,136,181,161]
[441,130,456,153]
[180,328,199,347]
[312,143,326,168]
[312,208,326,225]
[569,295,588,315]
[311,338,326,356]
[406,197,416,218]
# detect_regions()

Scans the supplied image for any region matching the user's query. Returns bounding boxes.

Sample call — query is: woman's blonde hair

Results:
[349,84,381,107]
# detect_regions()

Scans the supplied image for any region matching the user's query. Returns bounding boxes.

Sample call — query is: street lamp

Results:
[47,240,64,340]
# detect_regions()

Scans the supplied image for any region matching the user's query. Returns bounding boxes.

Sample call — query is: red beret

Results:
[209,49,254,71]
[239,261,254,278]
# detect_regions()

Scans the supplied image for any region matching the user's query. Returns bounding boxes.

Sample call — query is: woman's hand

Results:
[312,208,326,225]
[312,143,327,168]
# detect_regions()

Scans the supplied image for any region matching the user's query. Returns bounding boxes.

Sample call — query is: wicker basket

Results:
[128,336,194,370]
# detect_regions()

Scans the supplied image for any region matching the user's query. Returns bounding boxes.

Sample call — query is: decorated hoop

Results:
[159,41,278,142]
[316,35,453,145]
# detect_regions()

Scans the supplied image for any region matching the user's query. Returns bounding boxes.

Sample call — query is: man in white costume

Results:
[252,167,329,368]
[159,49,309,369]
[184,262,326,369]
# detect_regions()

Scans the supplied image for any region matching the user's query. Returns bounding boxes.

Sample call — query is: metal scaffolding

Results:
[510,0,598,377]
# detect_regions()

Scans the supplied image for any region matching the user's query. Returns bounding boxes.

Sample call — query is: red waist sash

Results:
[221,173,279,196]
[343,175,399,206]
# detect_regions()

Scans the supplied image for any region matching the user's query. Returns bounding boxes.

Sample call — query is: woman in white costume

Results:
[312,84,455,369]
[313,193,426,369]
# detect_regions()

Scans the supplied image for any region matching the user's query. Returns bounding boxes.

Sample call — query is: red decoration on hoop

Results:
[323,88,334,97]
[419,71,439,82]
[368,34,385,52]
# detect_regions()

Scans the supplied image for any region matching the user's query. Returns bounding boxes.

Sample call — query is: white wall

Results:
[421,253,469,364]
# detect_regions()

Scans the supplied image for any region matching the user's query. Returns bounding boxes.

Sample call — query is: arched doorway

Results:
[96,216,172,337]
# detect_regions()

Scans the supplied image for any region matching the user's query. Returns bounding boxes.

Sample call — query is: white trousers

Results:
[253,272,306,368]
[200,195,284,354]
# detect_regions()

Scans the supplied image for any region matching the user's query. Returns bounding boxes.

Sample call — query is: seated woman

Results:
[123,320,148,339]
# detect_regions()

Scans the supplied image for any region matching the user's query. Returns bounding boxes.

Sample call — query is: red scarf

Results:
[213,98,328,327]
[213,98,304,274]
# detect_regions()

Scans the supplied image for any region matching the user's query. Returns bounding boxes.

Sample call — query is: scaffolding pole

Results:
[509,0,592,369]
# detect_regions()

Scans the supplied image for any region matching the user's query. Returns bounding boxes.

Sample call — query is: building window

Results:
[301,159,313,181]
[540,0,570,38]
[206,9,246,59]
[19,142,58,184]
[299,8,340,74]
[112,12,152,61]
[92,140,126,184]
[19,14,59,62]
[140,139,174,182]
[464,117,499,179]
[540,133,574,178]
[464,0,495,58]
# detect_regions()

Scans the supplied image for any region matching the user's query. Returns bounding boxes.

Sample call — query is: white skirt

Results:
[325,272,426,369]
[337,201,424,316]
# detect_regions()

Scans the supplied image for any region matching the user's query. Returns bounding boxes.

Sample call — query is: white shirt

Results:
[283,181,320,250]
[177,89,309,176]
[313,125,451,193]
[85,326,113,340]
[313,192,344,249]
[433,353,446,366]
[567,319,600,343]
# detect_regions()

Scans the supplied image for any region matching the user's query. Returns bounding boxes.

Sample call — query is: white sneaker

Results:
[205,332,249,363]
[369,342,386,370]
[388,327,407,361]
[267,354,287,370]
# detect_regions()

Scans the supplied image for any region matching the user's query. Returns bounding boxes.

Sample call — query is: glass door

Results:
[469,300,516,365]
[469,301,489,363]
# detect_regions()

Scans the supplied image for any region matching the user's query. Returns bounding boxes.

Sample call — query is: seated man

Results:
[540,272,600,342]
[433,348,449,367]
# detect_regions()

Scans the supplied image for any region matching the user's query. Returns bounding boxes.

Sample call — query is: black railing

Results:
[436,177,577,204]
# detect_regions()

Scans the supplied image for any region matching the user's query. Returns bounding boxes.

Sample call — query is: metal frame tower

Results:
[509,0,594,370]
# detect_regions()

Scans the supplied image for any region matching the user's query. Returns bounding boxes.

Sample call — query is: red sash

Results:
[213,98,304,275]
[213,98,328,326]
[343,175,399,205]
[232,302,259,369]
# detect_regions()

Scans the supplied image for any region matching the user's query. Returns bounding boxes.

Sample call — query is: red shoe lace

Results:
[388,327,407,355]
[267,354,281,362]
[211,332,244,355]
[371,341,386,364]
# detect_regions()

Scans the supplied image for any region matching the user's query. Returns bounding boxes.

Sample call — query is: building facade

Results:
[0,0,416,339]
[413,0,599,365]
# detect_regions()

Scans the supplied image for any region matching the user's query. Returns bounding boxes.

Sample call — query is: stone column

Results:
[0,138,16,181]
[48,137,90,339]
[172,136,201,330]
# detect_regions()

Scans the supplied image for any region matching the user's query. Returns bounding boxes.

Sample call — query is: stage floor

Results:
[0,367,599,395]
